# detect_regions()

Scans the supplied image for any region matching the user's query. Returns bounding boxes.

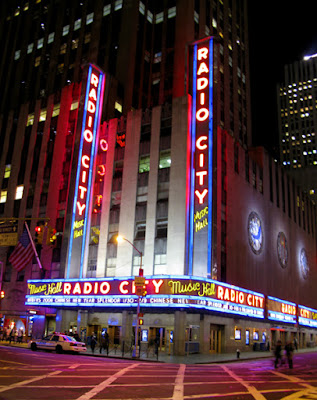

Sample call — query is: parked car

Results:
[28,333,87,354]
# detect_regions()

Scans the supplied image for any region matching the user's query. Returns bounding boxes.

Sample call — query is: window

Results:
[114,0,122,11]
[168,6,176,18]
[103,5,111,16]
[235,328,241,340]
[0,190,7,203]
[14,50,21,60]
[27,43,34,54]
[115,101,122,113]
[155,12,163,24]
[139,155,150,173]
[4,165,11,179]
[62,25,70,36]
[15,186,24,200]
[37,38,44,49]
[86,12,94,24]
[159,150,171,169]
[48,32,55,44]
[34,56,41,67]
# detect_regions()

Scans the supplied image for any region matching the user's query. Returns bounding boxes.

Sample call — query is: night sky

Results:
[247,1,317,156]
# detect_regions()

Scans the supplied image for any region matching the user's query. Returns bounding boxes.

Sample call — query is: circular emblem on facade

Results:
[248,212,263,254]
[277,232,288,269]
[300,248,309,279]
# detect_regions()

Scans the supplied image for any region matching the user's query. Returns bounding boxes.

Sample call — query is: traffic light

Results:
[138,318,144,326]
[46,226,57,246]
[0,290,5,299]
[141,283,147,297]
[35,222,44,245]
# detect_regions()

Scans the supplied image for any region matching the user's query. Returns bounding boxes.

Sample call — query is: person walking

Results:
[274,340,282,368]
[285,341,294,369]
[90,333,97,354]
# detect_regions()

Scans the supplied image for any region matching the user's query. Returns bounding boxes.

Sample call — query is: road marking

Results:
[172,364,186,400]
[69,363,80,369]
[0,359,27,365]
[221,365,266,400]
[279,388,317,399]
[272,370,313,389]
[0,369,62,393]
[75,362,138,400]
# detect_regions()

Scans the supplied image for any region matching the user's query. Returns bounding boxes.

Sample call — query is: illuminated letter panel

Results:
[187,38,213,277]
[66,64,105,278]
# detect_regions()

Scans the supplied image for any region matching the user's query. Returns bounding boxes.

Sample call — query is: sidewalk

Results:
[1,341,315,364]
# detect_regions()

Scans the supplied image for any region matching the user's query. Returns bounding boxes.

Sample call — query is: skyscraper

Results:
[277,54,317,200]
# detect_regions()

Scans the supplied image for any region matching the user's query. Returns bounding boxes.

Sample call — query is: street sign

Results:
[135,287,143,296]
[0,225,18,246]
[134,276,145,287]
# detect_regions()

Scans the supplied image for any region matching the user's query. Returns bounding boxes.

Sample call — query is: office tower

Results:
[277,54,317,200]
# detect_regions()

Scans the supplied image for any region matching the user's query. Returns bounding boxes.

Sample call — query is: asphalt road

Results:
[1,345,317,400]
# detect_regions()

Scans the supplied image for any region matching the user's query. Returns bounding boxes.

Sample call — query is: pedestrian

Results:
[17,328,23,343]
[9,328,14,344]
[274,340,282,368]
[285,341,294,369]
[90,333,97,354]
[293,337,298,351]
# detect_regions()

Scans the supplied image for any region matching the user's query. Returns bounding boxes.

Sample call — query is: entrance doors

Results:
[210,324,222,353]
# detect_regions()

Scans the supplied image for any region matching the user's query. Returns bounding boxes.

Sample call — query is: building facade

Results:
[277,54,317,201]
[0,0,316,356]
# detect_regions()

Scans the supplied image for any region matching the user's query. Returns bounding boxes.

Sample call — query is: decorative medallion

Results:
[277,232,288,268]
[300,248,309,279]
[248,212,263,254]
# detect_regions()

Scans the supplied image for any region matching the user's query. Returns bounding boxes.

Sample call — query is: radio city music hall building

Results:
[0,1,317,356]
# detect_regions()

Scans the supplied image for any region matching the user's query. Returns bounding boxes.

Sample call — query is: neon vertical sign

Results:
[187,38,213,277]
[66,64,105,278]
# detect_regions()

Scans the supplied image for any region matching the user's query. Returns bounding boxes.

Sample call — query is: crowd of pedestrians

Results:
[274,338,297,369]
[0,326,24,343]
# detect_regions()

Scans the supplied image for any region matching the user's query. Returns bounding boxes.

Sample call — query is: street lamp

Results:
[116,235,143,358]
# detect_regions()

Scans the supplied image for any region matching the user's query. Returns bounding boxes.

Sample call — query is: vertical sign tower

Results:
[187,38,214,277]
[66,64,105,278]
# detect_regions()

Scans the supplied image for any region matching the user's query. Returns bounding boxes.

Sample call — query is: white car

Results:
[28,333,87,354]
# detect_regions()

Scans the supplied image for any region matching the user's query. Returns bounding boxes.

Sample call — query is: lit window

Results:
[139,155,150,173]
[114,0,122,11]
[103,5,111,16]
[52,104,60,117]
[212,18,217,28]
[14,8,20,17]
[310,189,315,195]
[27,113,34,126]
[14,50,21,60]
[71,101,78,110]
[48,32,55,44]
[24,3,29,11]
[15,186,24,200]
[84,33,91,44]
[139,1,145,15]
[168,6,176,18]
[159,150,171,169]
[72,39,79,49]
[60,43,67,54]
[4,165,11,179]
[147,10,153,23]
[0,191,7,204]
[27,43,34,54]
[39,109,47,122]
[62,24,70,36]
[155,12,163,23]
[86,12,94,24]
[74,18,81,30]
[37,38,44,49]
[115,101,122,113]
[34,56,41,67]
[194,11,199,23]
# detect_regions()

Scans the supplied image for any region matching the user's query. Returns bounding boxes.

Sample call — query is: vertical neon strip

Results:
[188,43,198,276]
[79,71,104,278]
[66,66,92,279]
[207,38,213,277]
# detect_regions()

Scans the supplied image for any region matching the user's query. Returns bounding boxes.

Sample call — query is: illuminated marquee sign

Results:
[66,64,105,278]
[25,276,264,319]
[298,305,317,328]
[187,37,213,277]
[267,296,297,324]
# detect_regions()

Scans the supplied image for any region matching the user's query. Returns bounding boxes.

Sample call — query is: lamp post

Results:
[117,235,143,358]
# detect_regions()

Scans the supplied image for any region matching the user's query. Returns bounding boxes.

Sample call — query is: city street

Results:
[1,345,317,399]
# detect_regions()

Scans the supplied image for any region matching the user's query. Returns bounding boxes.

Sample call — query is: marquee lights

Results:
[66,64,105,278]
[267,296,297,324]
[187,37,213,277]
[26,276,264,319]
